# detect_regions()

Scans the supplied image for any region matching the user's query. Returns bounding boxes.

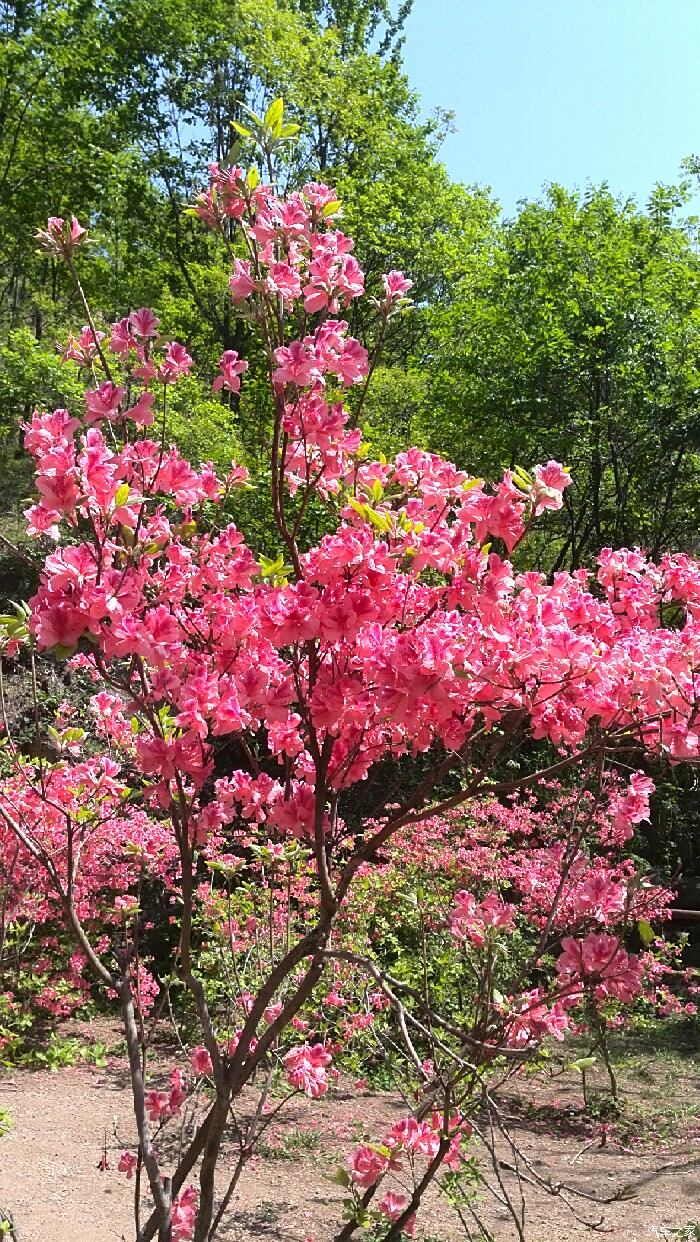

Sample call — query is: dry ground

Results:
[0,1024,698,1242]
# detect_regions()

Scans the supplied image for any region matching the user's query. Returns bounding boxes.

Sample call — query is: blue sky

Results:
[401,0,700,216]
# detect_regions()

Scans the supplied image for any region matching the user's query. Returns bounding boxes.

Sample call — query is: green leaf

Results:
[259,553,285,577]
[230,120,254,139]
[264,97,284,138]
[331,1166,351,1187]
[511,466,532,492]
[239,103,263,128]
[52,643,77,661]
[638,918,655,946]
[369,1143,391,1158]
[114,483,130,507]
[565,1056,597,1073]
[365,508,390,532]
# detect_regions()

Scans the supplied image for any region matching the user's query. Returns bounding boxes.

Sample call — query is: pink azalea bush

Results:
[0,104,698,1239]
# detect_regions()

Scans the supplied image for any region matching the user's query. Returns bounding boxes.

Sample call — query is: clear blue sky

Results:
[401,0,700,216]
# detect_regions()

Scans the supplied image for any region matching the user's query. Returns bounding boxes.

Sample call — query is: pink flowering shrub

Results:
[0,103,698,1239]
[261,783,689,1079]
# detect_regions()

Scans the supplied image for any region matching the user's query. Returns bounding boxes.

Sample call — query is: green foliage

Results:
[0,328,84,427]
[18,1031,109,1072]
[258,1124,321,1160]
[165,375,243,471]
[421,183,700,565]
[0,971,110,1068]
[361,364,429,456]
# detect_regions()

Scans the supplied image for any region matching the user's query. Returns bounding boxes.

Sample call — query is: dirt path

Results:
[0,1060,698,1241]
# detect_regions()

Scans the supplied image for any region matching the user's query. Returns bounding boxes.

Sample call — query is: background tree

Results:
[419,182,700,567]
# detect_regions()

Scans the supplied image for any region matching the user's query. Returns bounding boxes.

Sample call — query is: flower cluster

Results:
[171,1186,197,1242]
[449,889,515,945]
[347,1112,470,1233]
[36,215,88,258]
[283,1042,332,1097]
[556,932,644,1004]
[145,1067,189,1123]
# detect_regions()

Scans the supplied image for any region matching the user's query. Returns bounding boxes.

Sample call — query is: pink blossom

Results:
[117,1151,137,1179]
[210,162,247,219]
[530,460,572,514]
[283,1043,332,1097]
[506,989,570,1047]
[605,772,655,844]
[126,391,156,427]
[36,215,87,256]
[159,342,194,384]
[85,381,125,424]
[229,259,256,302]
[557,932,643,1004]
[169,1067,188,1112]
[171,1186,197,1241]
[335,337,368,385]
[145,1090,171,1122]
[379,1190,409,1223]
[387,1117,440,1158]
[134,357,157,382]
[212,350,249,394]
[109,317,134,355]
[267,262,302,305]
[129,307,160,338]
[273,341,322,388]
[264,1001,284,1025]
[62,326,105,366]
[190,1045,213,1076]
[302,182,340,213]
[450,889,514,946]
[32,600,87,652]
[348,1144,388,1188]
[382,270,413,301]
[303,232,364,313]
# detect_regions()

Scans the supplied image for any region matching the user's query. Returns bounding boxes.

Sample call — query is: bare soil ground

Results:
[0,1025,698,1242]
